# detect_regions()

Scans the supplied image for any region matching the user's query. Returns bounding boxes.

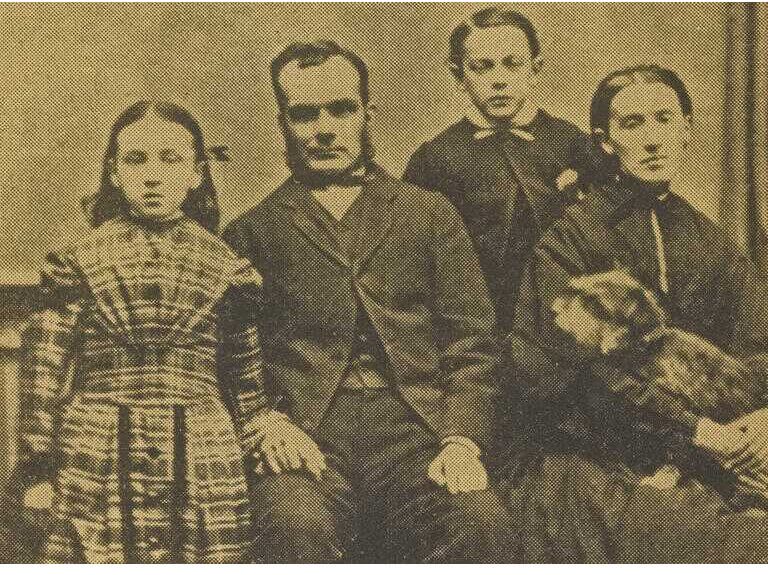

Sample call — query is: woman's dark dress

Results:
[502,176,768,562]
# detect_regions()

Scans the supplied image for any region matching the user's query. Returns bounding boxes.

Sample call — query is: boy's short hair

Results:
[449,7,540,78]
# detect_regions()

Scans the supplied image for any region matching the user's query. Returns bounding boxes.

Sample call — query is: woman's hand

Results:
[721,409,768,476]
[693,418,747,456]
[257,418,327,481]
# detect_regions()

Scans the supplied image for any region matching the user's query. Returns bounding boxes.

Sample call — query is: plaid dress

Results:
[17,215,267,563]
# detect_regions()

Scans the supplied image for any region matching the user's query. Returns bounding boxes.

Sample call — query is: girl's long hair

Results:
[88,101,220,233]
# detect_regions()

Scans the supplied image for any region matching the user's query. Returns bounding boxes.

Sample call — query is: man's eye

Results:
[327,100,359,118]
[287,106,319,122]
[656,111,673,123]
[467,60,493,73]
[122,151,147,165]
[159,150,184,163]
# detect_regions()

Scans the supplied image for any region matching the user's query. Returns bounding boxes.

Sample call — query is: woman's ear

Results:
[593,128,615,155]
[190,160,205,189]
[530,56,544,85]
[681,114,693,148]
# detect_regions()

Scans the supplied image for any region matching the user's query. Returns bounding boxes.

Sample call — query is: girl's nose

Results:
[144,180,162,188]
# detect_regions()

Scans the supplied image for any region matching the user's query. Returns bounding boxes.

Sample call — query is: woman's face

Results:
[604,82,691,184]
[111,113,202,221]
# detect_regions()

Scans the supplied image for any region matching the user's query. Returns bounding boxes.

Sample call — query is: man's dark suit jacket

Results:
[403,110,595,330]
[222,166,498,446]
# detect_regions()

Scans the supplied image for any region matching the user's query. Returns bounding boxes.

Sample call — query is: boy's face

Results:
[458,25,541,123]
[111,113,202,221]
[605,82,691,184]
[278,56,369,178]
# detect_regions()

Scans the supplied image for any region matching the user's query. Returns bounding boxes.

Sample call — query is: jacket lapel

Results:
[352,168,396,269]
[276,179,351,269]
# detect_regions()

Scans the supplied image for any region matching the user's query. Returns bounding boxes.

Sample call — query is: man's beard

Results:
[283,126,375,187]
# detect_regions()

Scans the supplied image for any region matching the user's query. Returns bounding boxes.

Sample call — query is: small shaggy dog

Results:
[551,269,767,424]
[551,269,768,503]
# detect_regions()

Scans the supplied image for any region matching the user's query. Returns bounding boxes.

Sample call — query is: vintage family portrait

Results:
[1,1,768,564]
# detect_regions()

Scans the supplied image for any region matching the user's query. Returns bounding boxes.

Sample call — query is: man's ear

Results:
[364,102,377,122]
[108,159,121,189]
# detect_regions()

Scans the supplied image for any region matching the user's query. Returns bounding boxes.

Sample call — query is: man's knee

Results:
[250,472,348,562]
[443,489,519,562]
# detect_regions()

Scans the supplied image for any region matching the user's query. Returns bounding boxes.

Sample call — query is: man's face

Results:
[458,25,540,123]
[277,56,368,177]
[605,82,691,183]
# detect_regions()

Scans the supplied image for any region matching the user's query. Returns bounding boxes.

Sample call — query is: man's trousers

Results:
[249,388,517,562]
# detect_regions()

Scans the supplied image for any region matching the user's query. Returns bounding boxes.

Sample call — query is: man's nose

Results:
[316,132,336,147]
[492,81,508,91]
[144,180,162,189]
[644,142,660,153]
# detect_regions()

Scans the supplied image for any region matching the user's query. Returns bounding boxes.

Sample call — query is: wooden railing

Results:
[0,329,21,485]
[0,273,40,486]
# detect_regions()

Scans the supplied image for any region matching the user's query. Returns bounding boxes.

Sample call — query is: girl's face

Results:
[111,113,202,221]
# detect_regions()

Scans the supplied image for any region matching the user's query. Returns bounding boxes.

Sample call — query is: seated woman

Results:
[501,65,768,563]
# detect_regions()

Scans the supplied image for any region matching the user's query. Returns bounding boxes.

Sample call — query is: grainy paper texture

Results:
[1,2,768,564]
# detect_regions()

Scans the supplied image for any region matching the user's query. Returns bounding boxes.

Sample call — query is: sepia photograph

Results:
[1,1,768,564]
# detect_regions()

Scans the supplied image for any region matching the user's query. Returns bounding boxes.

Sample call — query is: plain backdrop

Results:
[0,2,728,272]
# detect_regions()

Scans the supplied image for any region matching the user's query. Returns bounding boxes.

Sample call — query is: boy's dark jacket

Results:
[404,110,596,330]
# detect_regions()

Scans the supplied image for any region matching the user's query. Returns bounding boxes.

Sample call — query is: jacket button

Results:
[146,447,161,459]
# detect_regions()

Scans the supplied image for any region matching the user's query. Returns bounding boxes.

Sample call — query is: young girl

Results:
[16,101,265,563]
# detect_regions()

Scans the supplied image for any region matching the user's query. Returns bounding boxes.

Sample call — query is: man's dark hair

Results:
[449,7,541,79]
[270,40,370,108]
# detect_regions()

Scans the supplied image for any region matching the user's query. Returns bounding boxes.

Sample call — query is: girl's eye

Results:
[502,57,525,71]
[122,151,147,165]
[467,59,493,73]
[159,150,184,163]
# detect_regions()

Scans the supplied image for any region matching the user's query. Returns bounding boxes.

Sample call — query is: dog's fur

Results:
[552,269,767,423]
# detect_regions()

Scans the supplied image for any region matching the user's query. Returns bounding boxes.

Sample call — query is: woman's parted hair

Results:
[590,64,693,136]
[88,100,220,233]
[584,65,693,184]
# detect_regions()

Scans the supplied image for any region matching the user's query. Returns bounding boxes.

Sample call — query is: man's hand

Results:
[257,418,327,480]
[427,442,488,494]
[23,481,54,510]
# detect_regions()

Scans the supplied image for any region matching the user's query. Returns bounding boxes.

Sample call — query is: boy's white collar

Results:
[465,99,539,129]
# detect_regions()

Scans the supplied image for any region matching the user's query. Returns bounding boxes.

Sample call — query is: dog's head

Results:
[552,269,667,355]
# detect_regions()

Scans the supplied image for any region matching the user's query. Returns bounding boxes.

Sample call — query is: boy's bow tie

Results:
[473,125,535,142]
